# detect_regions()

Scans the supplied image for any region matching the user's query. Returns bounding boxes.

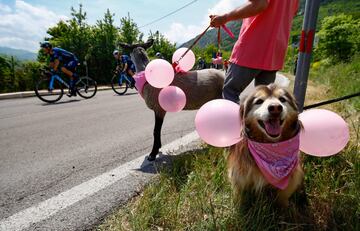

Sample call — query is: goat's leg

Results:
[147,111,165,161]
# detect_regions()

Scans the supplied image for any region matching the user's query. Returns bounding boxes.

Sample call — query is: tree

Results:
[147,31,176,62]
[203,44,218,63]
[317,14,360,63]
[0,56,40,93]
[46,4,92,75]
[0,56,12,93]
[90,9,120,83]
[119,14,142,50]
[15,61,42,91]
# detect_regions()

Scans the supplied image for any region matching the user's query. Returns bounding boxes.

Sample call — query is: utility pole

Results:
[293,0,321,112]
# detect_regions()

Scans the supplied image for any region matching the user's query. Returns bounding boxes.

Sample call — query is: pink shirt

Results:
[230,0,299,71]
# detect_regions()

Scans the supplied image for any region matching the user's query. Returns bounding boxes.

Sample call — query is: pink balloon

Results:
[195,99,242,147]
[158,86,186,112]
[145,59,174,88]
[299,109,349,157]
[212,57,223,64]
[172,48,195,72]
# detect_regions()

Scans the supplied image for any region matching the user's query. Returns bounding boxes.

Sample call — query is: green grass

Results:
[98,135,359,230]
[309,55,360,111]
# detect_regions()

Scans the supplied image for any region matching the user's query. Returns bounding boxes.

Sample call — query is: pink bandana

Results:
[133,71,147,98]
[247,132,300,190]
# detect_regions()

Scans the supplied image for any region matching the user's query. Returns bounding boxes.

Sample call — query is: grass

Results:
[309,55,360,111]
[98,144,359,230]
[98,57,360,231]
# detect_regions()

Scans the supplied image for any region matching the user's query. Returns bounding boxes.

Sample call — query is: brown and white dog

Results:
[228,84,303,207]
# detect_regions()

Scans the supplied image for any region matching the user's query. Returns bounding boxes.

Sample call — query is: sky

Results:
[0,0,245,52]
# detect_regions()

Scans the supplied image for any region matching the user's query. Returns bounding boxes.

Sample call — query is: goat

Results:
[120,40,225,161]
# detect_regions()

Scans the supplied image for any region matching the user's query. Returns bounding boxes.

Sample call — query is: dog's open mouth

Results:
[258,118,284,137]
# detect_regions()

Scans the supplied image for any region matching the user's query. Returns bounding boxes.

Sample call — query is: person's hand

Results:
[210,15,227,28]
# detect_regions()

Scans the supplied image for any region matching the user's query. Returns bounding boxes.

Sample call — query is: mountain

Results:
[180,20,241,52]
[180,0,360,52]
[0,47,37,61]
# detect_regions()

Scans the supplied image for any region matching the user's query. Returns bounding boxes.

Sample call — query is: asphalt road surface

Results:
[0,89,199,230]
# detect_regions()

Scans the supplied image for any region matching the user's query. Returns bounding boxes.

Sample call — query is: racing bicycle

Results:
[111,70,136,95]
[35,62,97,103]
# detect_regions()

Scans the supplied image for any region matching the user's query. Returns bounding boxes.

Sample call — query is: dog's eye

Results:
[254,99,264,105]
[279,97,286,103]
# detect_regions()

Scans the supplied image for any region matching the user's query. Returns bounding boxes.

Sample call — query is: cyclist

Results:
[155,52,164,59]
[40,42,79,96]
[113,50,136,88]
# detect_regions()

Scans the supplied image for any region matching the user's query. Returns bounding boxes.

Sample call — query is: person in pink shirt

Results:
[210,0,299,103]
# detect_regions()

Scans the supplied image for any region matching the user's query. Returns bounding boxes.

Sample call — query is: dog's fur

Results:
[228,84,304,207]
[121,40,225,161]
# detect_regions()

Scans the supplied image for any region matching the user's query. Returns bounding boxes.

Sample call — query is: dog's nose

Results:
[268,104,283,115]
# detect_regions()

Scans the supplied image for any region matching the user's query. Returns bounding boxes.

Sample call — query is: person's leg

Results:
[61,66,74,78]
[127,69,136,87]
[62,61,78,96]
[254,70,277,86]
[222,63,260,103]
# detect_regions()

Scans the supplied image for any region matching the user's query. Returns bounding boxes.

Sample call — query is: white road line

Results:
[0,131,199,231]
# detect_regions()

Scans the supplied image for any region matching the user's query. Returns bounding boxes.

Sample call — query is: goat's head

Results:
[119,39,154,72]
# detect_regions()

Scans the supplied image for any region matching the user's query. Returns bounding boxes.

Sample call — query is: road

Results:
[0,89,199,230]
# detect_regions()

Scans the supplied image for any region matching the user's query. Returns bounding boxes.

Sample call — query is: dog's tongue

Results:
[264,119,281,136]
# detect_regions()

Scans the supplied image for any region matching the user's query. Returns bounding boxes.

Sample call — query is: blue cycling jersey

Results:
[50,48,78,63]
[117,55,135,72]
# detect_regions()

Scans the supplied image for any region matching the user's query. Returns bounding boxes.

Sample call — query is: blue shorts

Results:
[64,60,79,72]
[129,63,136,73]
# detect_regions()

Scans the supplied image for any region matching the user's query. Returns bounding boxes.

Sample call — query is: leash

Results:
[218,27,221,54]
[173,23,234,69]
[303,91,360,110]
[173,25,211,66]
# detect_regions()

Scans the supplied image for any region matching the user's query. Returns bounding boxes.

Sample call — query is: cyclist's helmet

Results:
[40,41,52,49]
[113,50,120,56]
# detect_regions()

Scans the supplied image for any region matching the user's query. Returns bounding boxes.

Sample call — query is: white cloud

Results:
[164,0,244,45]
[0,0,68,52]
[164,23,203,45]
[0,3,11,13]
[207,0,244,16]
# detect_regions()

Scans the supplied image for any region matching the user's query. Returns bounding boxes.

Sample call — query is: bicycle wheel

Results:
[111,74,128,95]
[35,77,63,103]
[76,76,97,99]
